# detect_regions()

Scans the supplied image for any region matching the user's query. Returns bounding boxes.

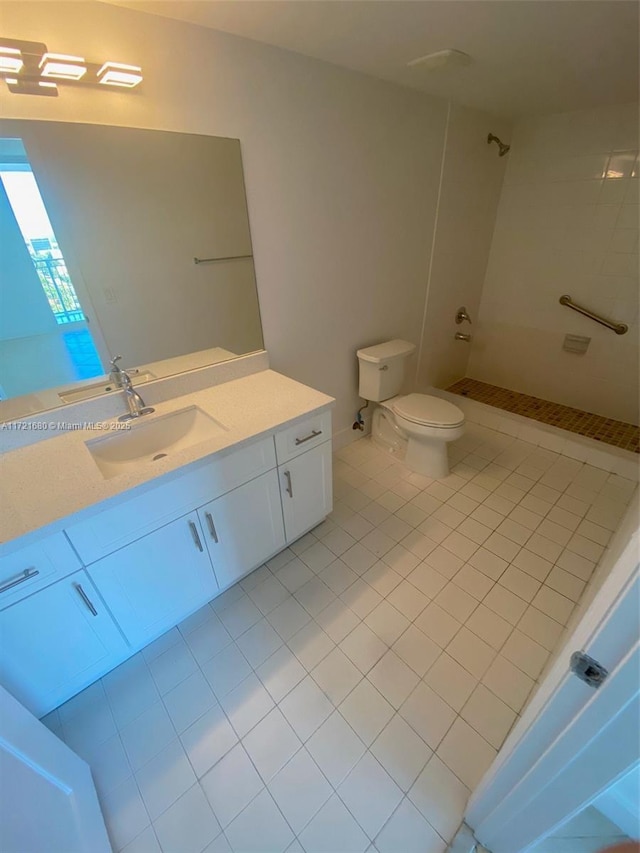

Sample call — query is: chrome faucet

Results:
[118,370,155,422]
[455,307,472,325]
[109,355,126,388]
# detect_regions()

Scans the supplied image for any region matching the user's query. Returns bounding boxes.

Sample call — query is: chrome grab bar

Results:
[193,254,253,265]
[559,295,628,335]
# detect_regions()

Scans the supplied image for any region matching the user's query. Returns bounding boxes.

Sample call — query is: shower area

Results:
[418,101,639,456]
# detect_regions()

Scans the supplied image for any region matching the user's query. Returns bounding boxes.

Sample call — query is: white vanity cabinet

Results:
[197,470,285,590]
[0,405,333,716]
[88,513,219,648]
[279,442,333,543]
[0,570,128,716]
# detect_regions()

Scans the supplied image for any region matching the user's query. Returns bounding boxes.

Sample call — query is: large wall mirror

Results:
[0,120,264,422]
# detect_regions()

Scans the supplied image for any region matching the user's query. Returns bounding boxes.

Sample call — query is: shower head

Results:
[487,133,510,157]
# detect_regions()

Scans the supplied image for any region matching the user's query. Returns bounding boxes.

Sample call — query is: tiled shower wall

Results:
[467,102,639,425]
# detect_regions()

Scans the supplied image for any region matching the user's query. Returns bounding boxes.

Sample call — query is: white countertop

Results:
[0,370,333,549]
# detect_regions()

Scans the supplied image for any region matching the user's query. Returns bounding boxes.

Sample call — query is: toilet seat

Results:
[392,394,464,428]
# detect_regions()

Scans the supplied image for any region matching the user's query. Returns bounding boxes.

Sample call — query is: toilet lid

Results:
[393,394,464,427]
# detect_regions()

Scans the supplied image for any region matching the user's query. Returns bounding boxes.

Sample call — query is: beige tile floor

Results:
[42,426,636,853]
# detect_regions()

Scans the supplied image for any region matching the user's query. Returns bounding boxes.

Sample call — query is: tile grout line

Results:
[54,428,635,853]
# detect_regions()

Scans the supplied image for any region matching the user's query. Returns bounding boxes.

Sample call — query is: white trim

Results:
[594,763,640,838]
[332,424,367,452]
[415,100,451,387]
[474,640,639,853]
[0,685,111,852]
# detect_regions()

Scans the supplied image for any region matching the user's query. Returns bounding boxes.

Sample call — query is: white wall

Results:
[0,1,451,439]
[468,103,639,424]
[416,104,511,390]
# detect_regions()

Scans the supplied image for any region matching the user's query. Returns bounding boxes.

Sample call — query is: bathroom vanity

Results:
[0,368,334,717]
[0,119,335,720]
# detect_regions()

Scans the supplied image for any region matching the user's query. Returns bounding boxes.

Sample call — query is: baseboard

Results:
[595,789,640,839]
[332,424,369,452]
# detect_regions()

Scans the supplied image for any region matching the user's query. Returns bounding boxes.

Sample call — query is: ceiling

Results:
[103,0,639,117]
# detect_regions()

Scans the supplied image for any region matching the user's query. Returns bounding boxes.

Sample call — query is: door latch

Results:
[570,651,608,688]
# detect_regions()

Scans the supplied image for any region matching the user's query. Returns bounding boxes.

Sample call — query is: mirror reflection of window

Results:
[0,138,104,398]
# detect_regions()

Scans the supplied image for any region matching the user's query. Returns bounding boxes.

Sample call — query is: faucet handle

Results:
[455,307,472,325]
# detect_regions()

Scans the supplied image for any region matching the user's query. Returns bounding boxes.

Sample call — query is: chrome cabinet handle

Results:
[75,583,98,616]
[0,568,40,595]
[189,520,204,552]
[284,470,293,498]
[294,429,322,446]
[205,512,218,543]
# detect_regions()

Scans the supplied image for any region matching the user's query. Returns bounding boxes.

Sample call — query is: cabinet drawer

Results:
[275,410,332,465]
[66,435,276,564]
[0,533,81,610]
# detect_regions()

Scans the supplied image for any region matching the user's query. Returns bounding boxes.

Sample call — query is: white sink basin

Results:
[59,372,156,404]
[86,406,227,479]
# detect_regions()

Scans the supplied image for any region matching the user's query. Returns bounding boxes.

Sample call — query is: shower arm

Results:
[559,295,628,335]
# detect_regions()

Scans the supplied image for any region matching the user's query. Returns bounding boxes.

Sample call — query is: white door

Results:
[198,469,286,589]
[463,496,640,853]
[0,570,128,718]
[280,441,333,543]
[89,513,218,647]
[0,684,111,853]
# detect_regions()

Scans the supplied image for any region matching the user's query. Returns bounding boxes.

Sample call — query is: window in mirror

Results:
[0,138,104,397]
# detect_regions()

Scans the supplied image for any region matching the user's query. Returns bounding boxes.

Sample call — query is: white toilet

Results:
[357,339,465,479]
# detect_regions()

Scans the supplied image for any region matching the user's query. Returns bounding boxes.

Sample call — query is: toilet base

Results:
[371,407,408,460]
[405,436,450,479]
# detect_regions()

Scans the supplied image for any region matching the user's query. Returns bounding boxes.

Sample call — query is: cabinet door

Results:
[65,437,277,565]
[280,441,333,544]
[0,570,128,717]
[198,470,286,590]
[89,513,218,648]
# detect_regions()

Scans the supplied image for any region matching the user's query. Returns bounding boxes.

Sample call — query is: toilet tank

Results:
[357,339,416,401]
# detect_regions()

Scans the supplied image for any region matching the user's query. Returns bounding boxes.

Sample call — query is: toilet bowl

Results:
[357,339,465,479]
[382,394,464,478]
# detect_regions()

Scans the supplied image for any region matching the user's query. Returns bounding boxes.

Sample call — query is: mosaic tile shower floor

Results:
[446,378,639,454]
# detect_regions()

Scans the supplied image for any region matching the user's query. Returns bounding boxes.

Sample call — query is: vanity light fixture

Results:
[0,46,23,74]
[0,37,142,95]
[6,78,58,97]
[39,52,87,81]
[97,61,143,88]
